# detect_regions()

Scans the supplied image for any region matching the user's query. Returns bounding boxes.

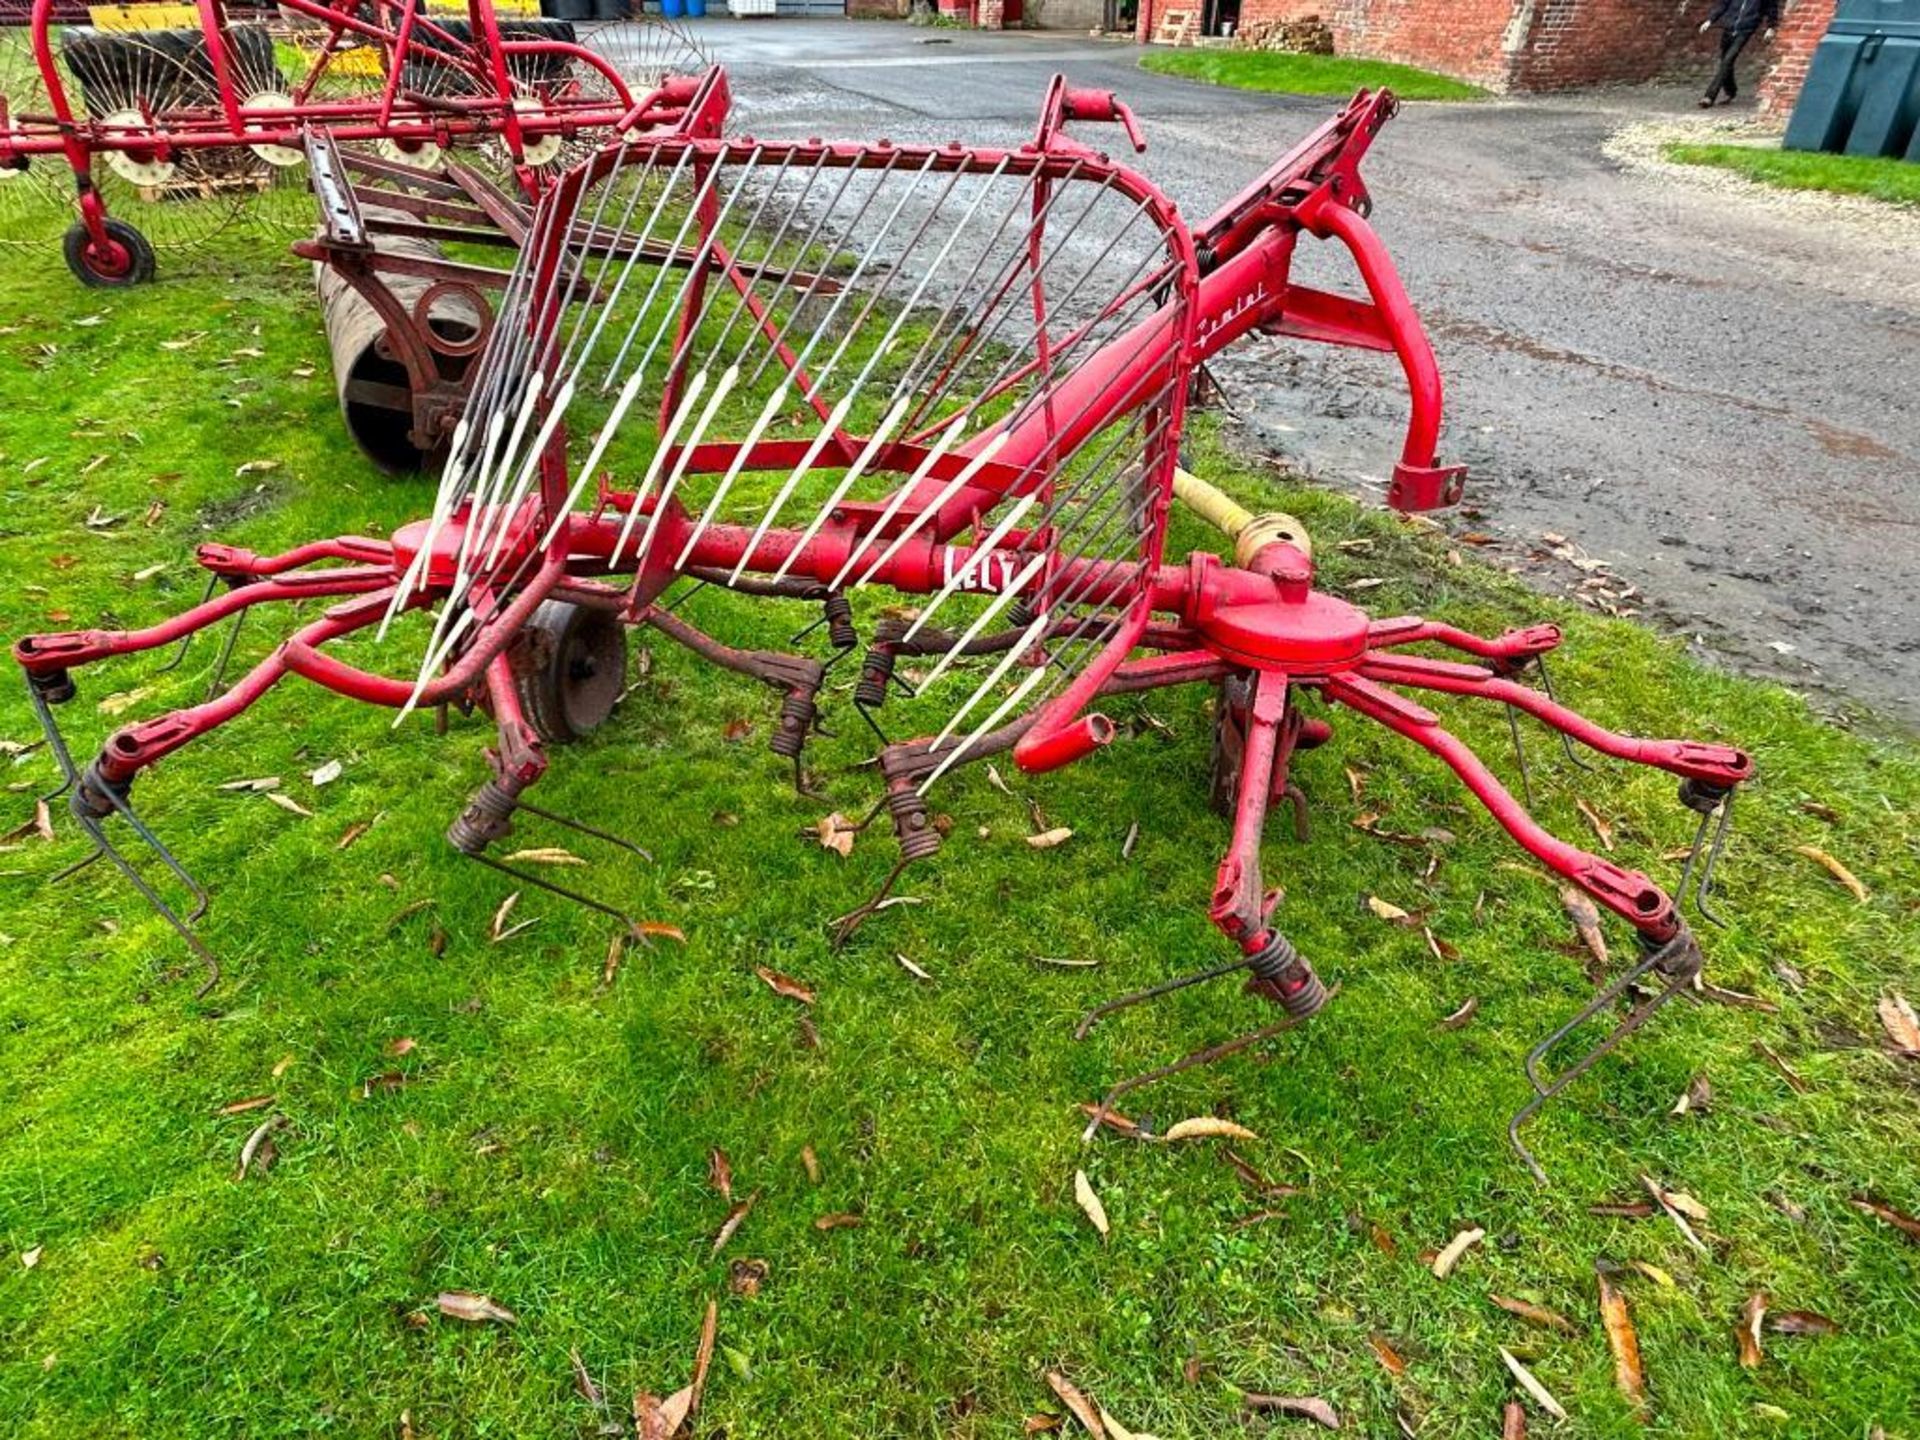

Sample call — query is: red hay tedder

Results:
[0,0,701,282]
[12,69,1753,1178]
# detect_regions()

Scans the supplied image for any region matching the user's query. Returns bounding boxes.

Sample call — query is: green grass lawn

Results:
[1663,141,1920,208]
[1140,50,1486,103]
[1,227,1918,1440]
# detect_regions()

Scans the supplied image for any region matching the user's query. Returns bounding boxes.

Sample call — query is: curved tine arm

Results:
[282,551,570,709]
[1324,673,1682,943]
[86,590,399,788]
[1355,651,1753,789]
[13,570,395,677]
[1365,618,1563,667]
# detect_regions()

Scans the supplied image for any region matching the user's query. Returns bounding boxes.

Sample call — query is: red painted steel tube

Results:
[1326,673,1680,940]
[281,549,569,707]
[13,570,392,675]
[1357,651,1753,786]
[93,594,392,784]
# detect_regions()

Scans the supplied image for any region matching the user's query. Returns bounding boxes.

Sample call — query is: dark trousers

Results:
[1705,26,1756,102]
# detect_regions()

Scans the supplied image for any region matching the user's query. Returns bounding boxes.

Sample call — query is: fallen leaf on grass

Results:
[1368,1332,1408,1376]
[1366,895,1412,923]
[690,1298,718,1412]
[1560,886,1608,971]
[1671,1073,1714,1115]
[490,892,520,941]
[216,1094,274,1116]
[1074,1170,1109,1241]
[385,1037,416,1058]
[1044,1371,1107,1438]
[1575,798,1615,851]
[633,921,686,945]
[632,1387,692,1440]
[800,1144,821,1184]
[1438,997,1479,1030]
[1752,1040,1809,1091]
[1499,1348,1568,1422]
[21,1246,42,1270]
[1501,1400,1526,1439]
[708,1147,732,1202]
[502,847,586,866]
[337,820,372,850]
[1769,1310,1837,1337]
[1642,1175,1711,1256]
[1242,1394,1339,1430]
[1878,994,1920,1055]
[1160,1116,1259,1144]
[895,953,933,982]
[234,1115,284,1180]
[754,966,815,1005]
[1850,1195,1920,1243]
[1222,1149,1299,1197]
[814,1212,863,1231]
[1737,1292,1767,1368]
[1596,1264,1647,1410]
[1024,1416,1064,1434]
[309,759,342,786]
[710,1191,759,1258]
[570,1347,600,1405]
[1,799,54,844]
[1431,1226,1485,1278]
[266,792,313,818]
[1076,1103,1140,1138]
[1630,1261,1676,1288]
[1794,845,1868,902]
[1490,1294,1579,1334]
[603,932,625,988]
[815,813,855,858]
[729,1258,768,1297]
[436,1291,516,1325]
[1027,827,1074,850]
[361,1072,412,1098]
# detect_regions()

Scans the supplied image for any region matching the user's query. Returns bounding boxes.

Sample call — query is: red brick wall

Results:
[1139,0,1834,110]
[1231,0,1519,88]
[1758,0,1835,114]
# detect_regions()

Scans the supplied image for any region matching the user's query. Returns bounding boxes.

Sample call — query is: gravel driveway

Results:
[647,20,1920,728]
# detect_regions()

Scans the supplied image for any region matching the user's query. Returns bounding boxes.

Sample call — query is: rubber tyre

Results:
[510,600,628,746]
[63,217,155,287]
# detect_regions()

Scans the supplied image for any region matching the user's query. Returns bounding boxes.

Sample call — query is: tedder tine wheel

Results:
[510,600,628,746]
[62,217,156,287]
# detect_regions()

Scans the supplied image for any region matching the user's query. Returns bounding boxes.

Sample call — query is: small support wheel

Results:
[63,217,155,287]
[510,601,628,746]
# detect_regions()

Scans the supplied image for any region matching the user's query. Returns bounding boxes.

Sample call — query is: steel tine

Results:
[152,574,219,675]
[202,603,249,702]
[1506,703,1536,810]
[1074,956,1255,1040]
[1080,1006,1322,1145]
[467,851,644,935]
[1693,793,1735,927]
[1534,655,1596,772]
[510,799,654,863]
[1508,955,1696,1184]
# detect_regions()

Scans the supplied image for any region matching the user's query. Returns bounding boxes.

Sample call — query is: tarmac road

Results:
[633,20,1920,728]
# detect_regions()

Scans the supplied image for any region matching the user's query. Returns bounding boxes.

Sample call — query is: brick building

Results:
[1121,0,1834,114]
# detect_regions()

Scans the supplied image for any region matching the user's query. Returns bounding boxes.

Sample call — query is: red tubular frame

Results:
[13,80,1752,1073]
